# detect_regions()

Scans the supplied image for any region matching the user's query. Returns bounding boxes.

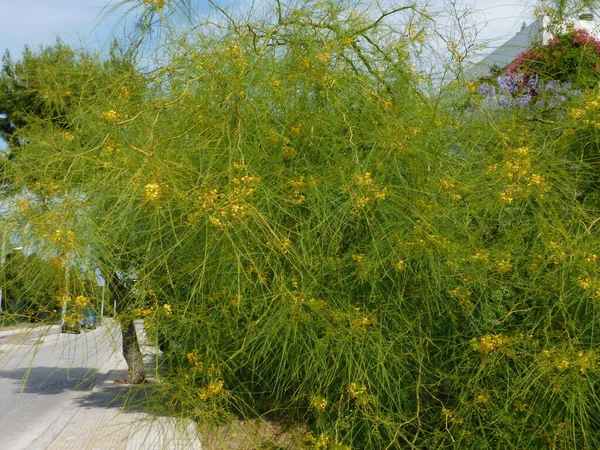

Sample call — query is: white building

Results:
[466,11,600,80]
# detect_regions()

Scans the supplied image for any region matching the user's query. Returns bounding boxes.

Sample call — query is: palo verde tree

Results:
[0,41,151,383]
[5,0,600,448]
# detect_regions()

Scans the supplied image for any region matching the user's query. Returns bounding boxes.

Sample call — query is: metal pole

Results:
[100,283,105,317]
[0,233,6,319]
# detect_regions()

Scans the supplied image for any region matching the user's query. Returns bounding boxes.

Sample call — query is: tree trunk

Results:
[110,271,146,384]
[121,317,146,384]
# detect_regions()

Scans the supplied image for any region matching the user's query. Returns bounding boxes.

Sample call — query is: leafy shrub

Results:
[3,1,600,448]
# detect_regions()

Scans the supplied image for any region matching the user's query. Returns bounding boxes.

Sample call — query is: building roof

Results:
[466,19,544,80]
[465,14,600,80]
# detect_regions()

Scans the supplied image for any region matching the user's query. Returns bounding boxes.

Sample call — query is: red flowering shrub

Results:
[506,27,600,89]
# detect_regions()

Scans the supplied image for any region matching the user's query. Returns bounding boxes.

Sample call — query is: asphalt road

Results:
[0,322,123,450]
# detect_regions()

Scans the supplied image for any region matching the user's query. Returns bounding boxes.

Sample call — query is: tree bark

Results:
[110,271,146,384]
[121,317,146,384]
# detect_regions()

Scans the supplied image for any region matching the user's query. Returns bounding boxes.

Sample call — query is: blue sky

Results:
[0,0,119,58]
[0,0,534,149]
[0,1,535,60]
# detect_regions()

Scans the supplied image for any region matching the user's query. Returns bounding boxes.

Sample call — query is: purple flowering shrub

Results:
[473,27,600,111]
[476,75,581,110]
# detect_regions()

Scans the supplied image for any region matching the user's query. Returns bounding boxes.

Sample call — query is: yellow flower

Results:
[143,183,163,201]
[448,286,471,301]
[316,52,331,63]
[208,216,223,227]
[62,132,75,142]
[311,396,328,411]
[351,253,365,264]
[472,334,509,353]
[577,276,592,290]
[144,0,165,8]
[163,303,172,315]
[341,36,355,47]
[496,258,512,274]
[374,188,387,200]
[556,359,570,371]
[101,110,120,122]
[198,380,225,400]
[474,394,491,405]
[347,382,367,398]
[289,122,303,136]
[499,192,513,204]
[393,260,406,271]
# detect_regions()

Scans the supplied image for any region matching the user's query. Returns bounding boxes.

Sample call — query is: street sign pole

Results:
[0,233,6,319]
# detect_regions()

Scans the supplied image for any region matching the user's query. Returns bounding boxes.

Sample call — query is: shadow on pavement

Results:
[0,365,164,415]
[0,366,101,394]
[74,370,161,413]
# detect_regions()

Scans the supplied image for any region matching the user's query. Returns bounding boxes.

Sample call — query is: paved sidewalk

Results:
[0,324,61,341]
[45,369,202,450]
[37,321,203,450]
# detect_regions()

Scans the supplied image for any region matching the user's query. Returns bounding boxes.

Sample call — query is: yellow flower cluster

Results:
[470,251,490,263]
[347,382,367,399]
[448,286,472,309]
[474,394,491,405]
[440,178,462,201]
[143,183,163,201]
[135,305,154,317]
[103,141,120,154]
[447,286,472,301]
[316,52,331,63]
[546,241,568,266]
[74,295,91,309]
[472,333,509,353]
[310,396,328,411]
[441,407,464,425]
[488,146,551,203]
[162,303,172,315]
[119,85,131,99]
[304,432,351,450]
[200,174,260,227]
[187,349,202,369]
[282,140,297,159]
[379,139,406,152]
[198,380,225,400]
[575,275,600,298]
[570,96,600,127]
[540,348,597,373]
[195,188,219,210]
[287,176,307,205]
[144,0,165,8]
[35,181,61,200]
[403,232,450,253]
[62,131,75,142]
[265,236,292,256]
[288,122,303,136]
[351,253,365,264]
[393,260,407,271]
[63,313,83,327]
[496,257,512,274]
[350,315,374,333]
[350,172,388,208]
[101,109,127,123]
[52,229,75,248]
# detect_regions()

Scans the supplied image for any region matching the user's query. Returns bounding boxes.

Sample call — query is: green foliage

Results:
[506,26,600,90]
[4,1,600,448]
[0,251,63,324]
